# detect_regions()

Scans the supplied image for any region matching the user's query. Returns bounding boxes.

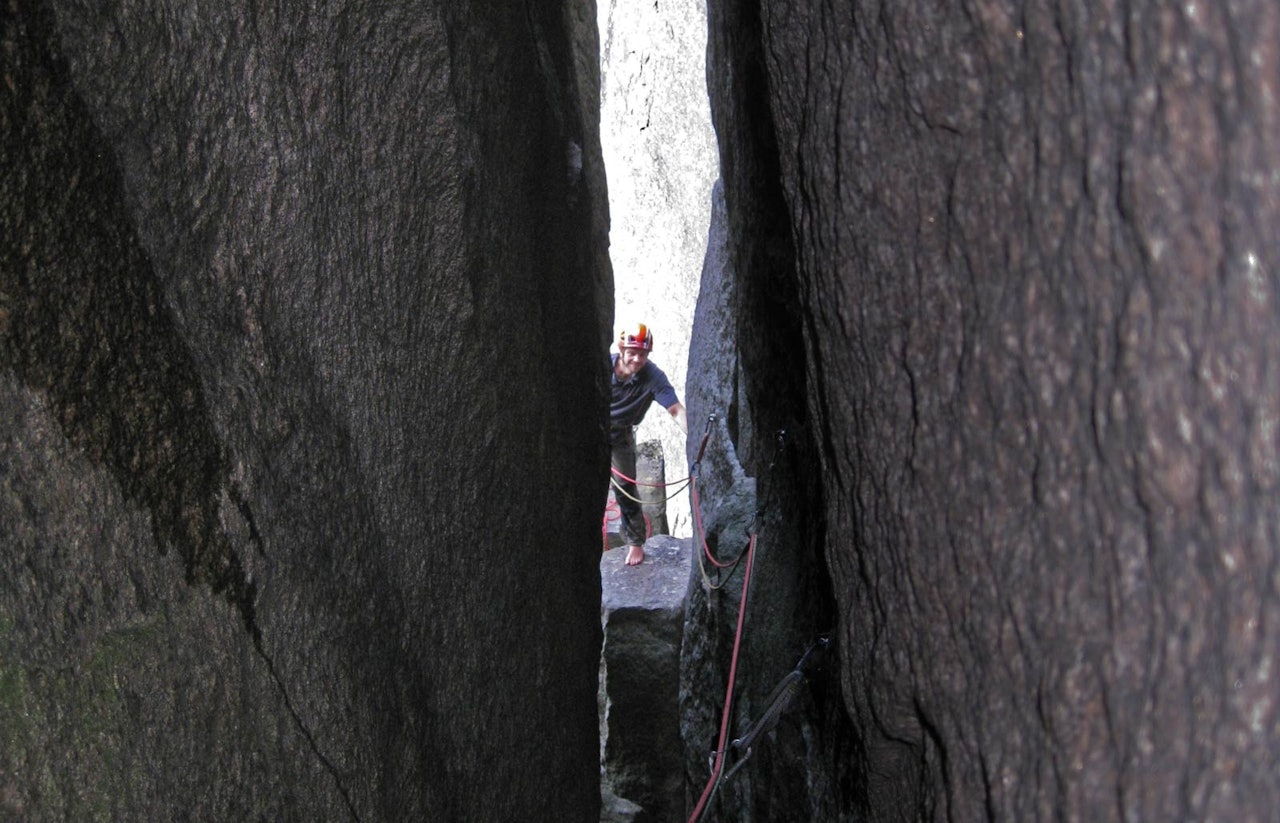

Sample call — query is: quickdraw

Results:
[719,634,831,784]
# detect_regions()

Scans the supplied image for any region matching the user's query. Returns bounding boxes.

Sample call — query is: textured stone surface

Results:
[696,0,1280,819]
[682,180,854,821]
[600,535,691,823]
[12,0,1279,818]
[2,2,609,820]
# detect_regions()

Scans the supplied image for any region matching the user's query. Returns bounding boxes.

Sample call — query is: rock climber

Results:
[610,322,687,565]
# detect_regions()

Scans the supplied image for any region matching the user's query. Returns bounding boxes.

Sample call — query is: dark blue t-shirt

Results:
[610,354,679,443]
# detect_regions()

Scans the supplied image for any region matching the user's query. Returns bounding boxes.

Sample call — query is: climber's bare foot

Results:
[625,544,645,566]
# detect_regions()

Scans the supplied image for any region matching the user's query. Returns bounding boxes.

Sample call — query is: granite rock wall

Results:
[690,0,1280,819]
[1,2,610,820]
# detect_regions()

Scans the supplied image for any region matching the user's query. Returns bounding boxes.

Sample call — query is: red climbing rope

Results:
[687,530,758,823]
[691,476,739,570]
[602,462,688,551]
[601,417,711,549]
[610,472,692,505]
[609,465,691,489]
[686,419,790,821]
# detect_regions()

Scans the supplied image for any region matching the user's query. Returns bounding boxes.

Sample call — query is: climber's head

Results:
[615,323,653,380]
[618,323,654,352]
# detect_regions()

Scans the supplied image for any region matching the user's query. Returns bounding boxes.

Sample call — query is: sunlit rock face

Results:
[2,2,609,820]
[598,0,716,536]
[694,0,1280,819]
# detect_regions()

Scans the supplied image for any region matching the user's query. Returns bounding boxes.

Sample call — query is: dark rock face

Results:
[695,0,1280,820]
[2,2,609,820]
[682,182,854,820]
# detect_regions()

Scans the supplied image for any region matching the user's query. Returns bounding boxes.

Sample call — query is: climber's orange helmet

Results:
[618,323,654,352]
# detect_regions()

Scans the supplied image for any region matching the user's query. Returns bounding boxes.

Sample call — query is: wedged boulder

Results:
[600,535,692,823]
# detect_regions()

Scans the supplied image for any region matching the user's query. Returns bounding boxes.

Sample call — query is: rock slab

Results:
[601,536,691,823]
